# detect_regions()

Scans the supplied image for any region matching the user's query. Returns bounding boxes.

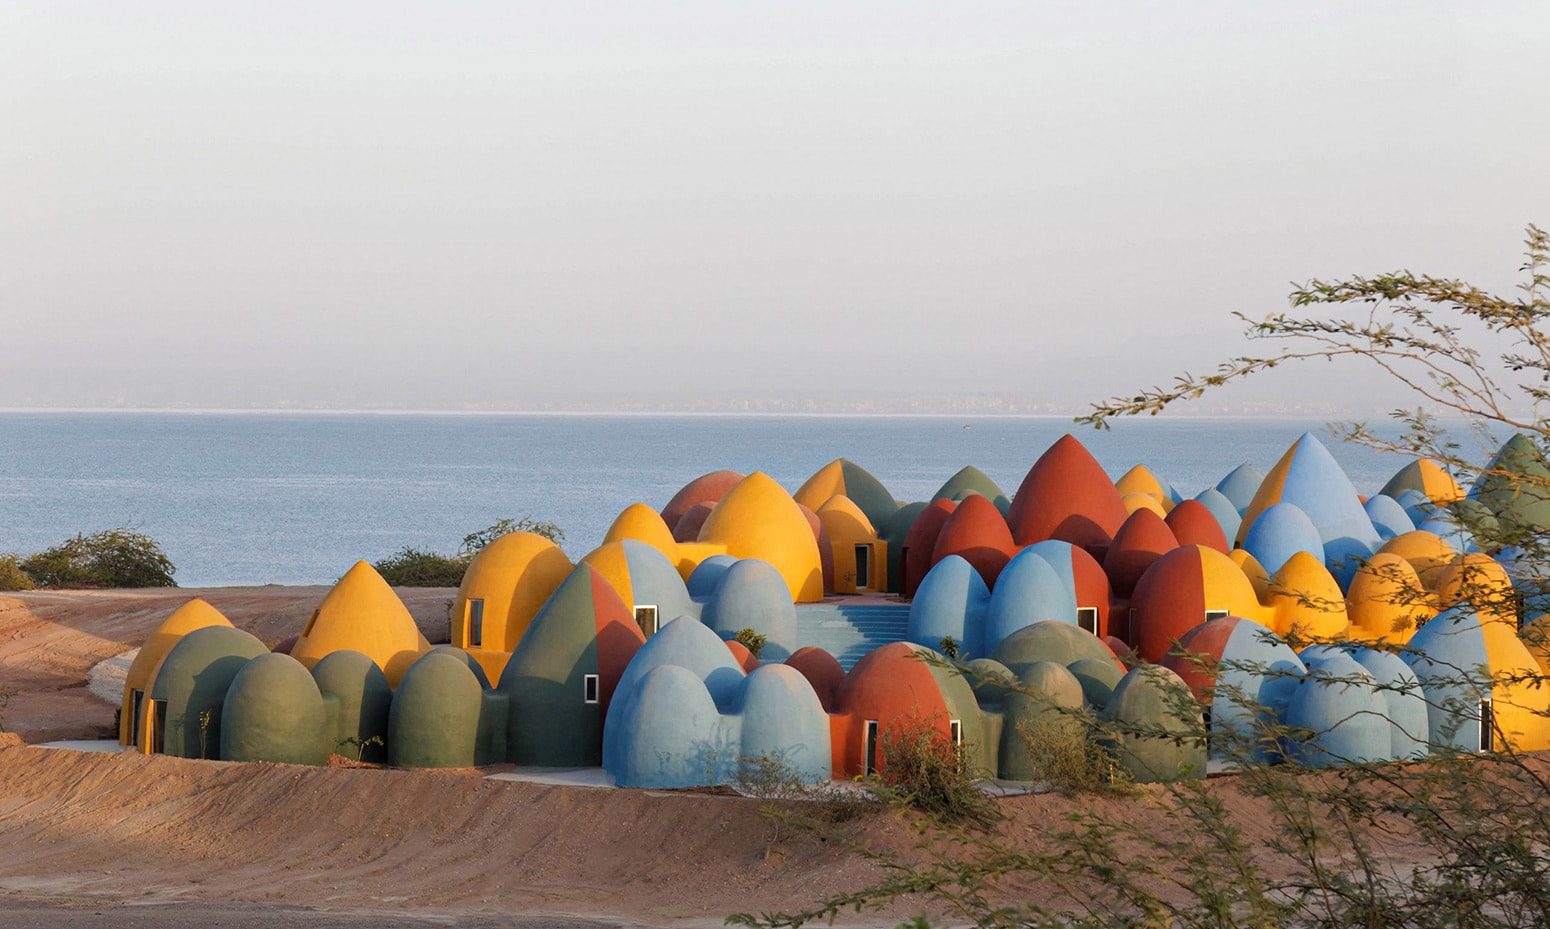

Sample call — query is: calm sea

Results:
[0,412,1427,587]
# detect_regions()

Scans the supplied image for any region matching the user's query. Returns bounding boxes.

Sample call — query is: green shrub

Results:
[376,516,567,587]
[20,528,176,588]
[458,516,564,559]
[870,715,996,829]
[0,554,34,591]
[372,547,467,587]
[734,627,767,658]
[1018,707,1129,796]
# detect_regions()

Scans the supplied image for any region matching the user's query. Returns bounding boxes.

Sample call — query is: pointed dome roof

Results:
[452,530,573,653]
[1129,545,1265,664]
[794,459,899,529]
[1104,508,1180,597]
[1346,552,1431,644]
[1215,462,1266,513]
[1115,464,1180,511]
[661,470,746,532]
[930,493,1015,588]
[1237,433,1380,566]
[1380,458,1465,504]
[932,465,1005,504]
[1377,530,1457,590]
[902,499,957,598]
[602,503,679,564]
[1265,551,1349,642]
[698,472,824,602]
[1007,434,1129,551]
[121,598,234,745]
[1164,499,1230,553]
[290,561,432,687]
[1473,434,1550,539]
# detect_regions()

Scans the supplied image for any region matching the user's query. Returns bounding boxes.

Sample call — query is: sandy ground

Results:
[0,587,1457,928]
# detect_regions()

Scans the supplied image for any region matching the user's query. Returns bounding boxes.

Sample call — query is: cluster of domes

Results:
[120,432,1550,786]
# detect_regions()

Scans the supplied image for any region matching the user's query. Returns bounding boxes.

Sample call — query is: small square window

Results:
[1204,609,1230,622]
[949,719,963,745]
[583,674,600,704]
[1076,607,1098,635]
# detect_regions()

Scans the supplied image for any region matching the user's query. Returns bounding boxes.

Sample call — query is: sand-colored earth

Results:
[0,587,1454,927]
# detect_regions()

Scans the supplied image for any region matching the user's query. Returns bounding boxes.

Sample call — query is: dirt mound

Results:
[0,744,900,924]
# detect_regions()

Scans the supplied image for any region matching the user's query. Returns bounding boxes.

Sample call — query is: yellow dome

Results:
[1415,459,1467,504]
[291,561,432,687]
[1377,530,1457,591]
[1265,551,1349,642]
[1345,553,1432,644]
[794,460,849,513]
[119,598,233,745]
[451,531,573,679]
[602,503,687,577]
[699,472,824,603]
[816,494,876,545]
[1435,551,1517,626]
[1115,466,1175,513]
[1120,492,1168,518]
[581,539,639,607]
[1228,548,1273,602]
[1520,615,1550,675]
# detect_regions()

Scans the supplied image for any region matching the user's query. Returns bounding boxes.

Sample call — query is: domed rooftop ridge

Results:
[794,459,899,528]
[1006,434,1129,550]
[933,465,1004,503]
[290,560,431,687]
[699,472,824,602]
[661,470,746,532]
[602,503,679,559]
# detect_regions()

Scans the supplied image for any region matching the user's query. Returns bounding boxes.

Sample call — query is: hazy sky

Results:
[3,2,1547,412]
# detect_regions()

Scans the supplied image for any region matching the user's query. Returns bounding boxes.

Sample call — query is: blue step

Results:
[792,602,913,670]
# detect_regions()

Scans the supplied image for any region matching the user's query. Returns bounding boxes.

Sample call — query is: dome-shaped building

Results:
[119,598,234,747]
[450,531,573,682]
[696,472,825,603]
[1006,434,1130,554]
[497,564,647,766]
[291,561,432,687]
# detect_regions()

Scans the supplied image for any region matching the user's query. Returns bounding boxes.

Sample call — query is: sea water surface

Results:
[0,412,1426,587]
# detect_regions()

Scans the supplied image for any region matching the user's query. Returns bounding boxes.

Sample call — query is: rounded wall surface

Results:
[452,531,573,654]
[146,625,270,759]
[120,598,233,745]
[220,652,328,765]
[701,558,799,659]
[388,651,485,769]
[312,649,392,763]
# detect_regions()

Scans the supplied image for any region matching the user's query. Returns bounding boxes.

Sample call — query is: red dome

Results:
[901,499,958,598]
[661,470,745,532]
[1103,508,1180,598]
[1007,434,1129,555]
[1164,499,1230,553]
[930,494,1016,588]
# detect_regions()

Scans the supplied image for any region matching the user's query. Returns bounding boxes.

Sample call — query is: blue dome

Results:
[906,555,990,658]
[1242,502,1325,576]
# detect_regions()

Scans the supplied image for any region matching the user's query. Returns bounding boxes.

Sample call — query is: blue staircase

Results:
[793,601,912,670]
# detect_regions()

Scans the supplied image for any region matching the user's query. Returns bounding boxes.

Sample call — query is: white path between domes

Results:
[86,647,137,704]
